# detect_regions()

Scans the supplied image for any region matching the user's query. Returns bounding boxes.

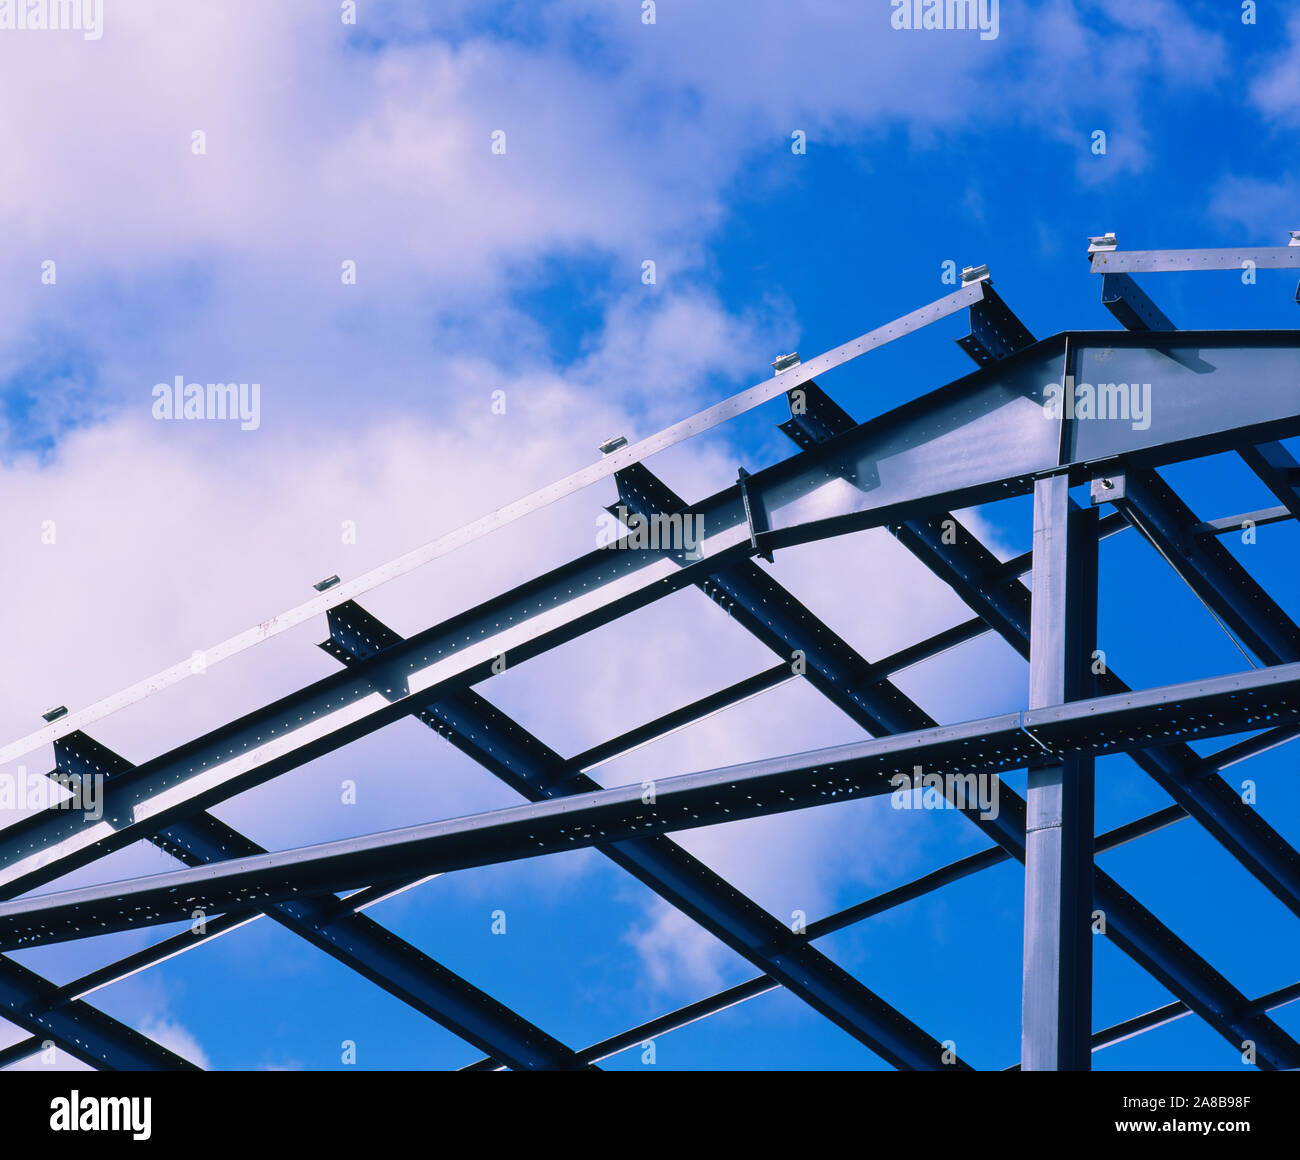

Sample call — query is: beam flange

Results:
[1100,272,1175,331]
[956,280,1035,366]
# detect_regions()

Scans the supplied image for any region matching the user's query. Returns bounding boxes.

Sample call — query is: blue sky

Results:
[1,0,1299,1071]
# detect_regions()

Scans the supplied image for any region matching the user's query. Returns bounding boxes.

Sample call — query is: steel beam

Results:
[0,281,994,770]
[469,721,1296,1072]
[5,277,1298,1076]
[895,509,1300,1064]
[1239,441,1300,522]
[0,955,199,1071]
[0,912,255,1070]
[1108,466,1300,666]
[1090,247,1300,274]
[10,713,1299,1071]
[1100,272,1176,332]
[955,280,1035,366]
[322,602,964,1071]
[616,438,1300,1068]
[1194,505,1294,536]
[611,463,935,735]
[1005,977,1300,1069]
[1094,977,1300,1058]
[5,606,1019,1072]
[6,661,1300,945]
[563,664,793,775]
[48,731,590,1071]
[157,812,591,1070]
[4,662,1300,1063]
[1021,476,1098,1070]
[896,512,1300,1068]
[1059,333,1300,469]
[3,601,1032,1072]
[774,384,1300,1066]
[6,332,1300,900]
[895,501,1300,920]
[781,387,1300,1066]
[464,795,1196,1070]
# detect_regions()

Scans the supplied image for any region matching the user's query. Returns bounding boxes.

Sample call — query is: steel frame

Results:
[3,236,1300,1071]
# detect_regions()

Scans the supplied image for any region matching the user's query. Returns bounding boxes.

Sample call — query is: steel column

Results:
[1021,475,1098,1070]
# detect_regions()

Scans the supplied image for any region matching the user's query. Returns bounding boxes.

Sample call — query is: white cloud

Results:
[623,902,742,995]
[989,0,1227,179]
[0,0,1231,335]
[0,0,1119,1034]
[137,1017,212,1070]
[0,1009,208,1071]
[1250,14,1300,124]
[1208,175,1300,235]
[0,370,1024,1008]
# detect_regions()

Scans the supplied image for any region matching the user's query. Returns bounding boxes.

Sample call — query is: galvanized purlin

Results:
[1091,247,1300,273]
[8,257,1300,1078]
[7,331,1300,902]
[0,282,988,771]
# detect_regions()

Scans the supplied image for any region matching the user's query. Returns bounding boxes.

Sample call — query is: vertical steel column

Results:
[1022,474,1099,1070]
